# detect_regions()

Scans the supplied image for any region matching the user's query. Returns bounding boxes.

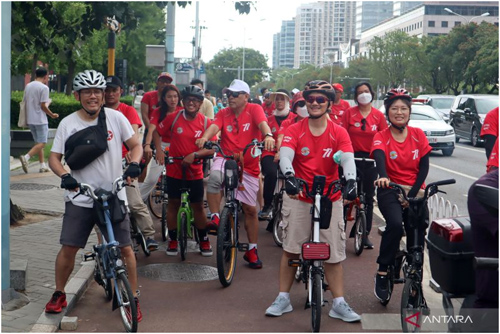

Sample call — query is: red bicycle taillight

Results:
[302,242,330,260]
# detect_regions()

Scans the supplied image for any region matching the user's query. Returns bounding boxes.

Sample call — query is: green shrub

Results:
[11,91,135,129]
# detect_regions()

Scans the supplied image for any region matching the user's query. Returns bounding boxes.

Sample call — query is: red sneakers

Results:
[45,291,67,313]
[199,240,213,257]
[243,248,263,269]
[166,240,178,256]
[207,214,220,235]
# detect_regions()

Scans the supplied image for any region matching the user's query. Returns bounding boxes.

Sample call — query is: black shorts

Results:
[166,176,204,203]
[60,201,132,248]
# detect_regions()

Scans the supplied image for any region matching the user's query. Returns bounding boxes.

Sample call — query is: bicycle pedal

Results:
[238,243,249,251]
[288,259,302,267]
[83,252,95,262]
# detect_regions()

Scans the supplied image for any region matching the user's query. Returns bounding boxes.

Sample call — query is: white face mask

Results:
[357,92,372,105]
[296,106,309,118]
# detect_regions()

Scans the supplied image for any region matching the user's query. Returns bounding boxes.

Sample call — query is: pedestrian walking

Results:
[19,66,59,174]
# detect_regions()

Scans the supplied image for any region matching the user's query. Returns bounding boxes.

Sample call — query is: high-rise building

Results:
[278,20,295,69]
[394,1,423,16]
[294,2,323,68]
[272,33,280,69]
[321,1,356,64]
[355,1,394,39]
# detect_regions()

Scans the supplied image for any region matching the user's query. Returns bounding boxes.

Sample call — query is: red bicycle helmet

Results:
[383,88,412,109]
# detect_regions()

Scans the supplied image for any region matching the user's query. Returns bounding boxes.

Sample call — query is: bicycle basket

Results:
[302,242,330,260]
[224,159,239,190]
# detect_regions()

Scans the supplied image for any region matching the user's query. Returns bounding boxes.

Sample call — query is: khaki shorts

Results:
[282,195,346,264]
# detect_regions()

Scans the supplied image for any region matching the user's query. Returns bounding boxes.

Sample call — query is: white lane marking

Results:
[455,145,484,153]
[430,163,478,181]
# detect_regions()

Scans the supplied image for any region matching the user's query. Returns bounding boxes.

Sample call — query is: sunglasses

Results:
[361,118,367,131]
[296,100,306,108]
[227,91,245,98]
[306,96,328,104]
[184,97,203,104]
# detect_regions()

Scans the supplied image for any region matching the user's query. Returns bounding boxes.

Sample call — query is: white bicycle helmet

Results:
[73,70,107,92]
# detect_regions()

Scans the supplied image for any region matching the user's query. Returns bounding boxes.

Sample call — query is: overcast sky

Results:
[174,0,305,67]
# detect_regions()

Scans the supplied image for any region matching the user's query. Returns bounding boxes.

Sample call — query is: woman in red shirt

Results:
[370,88,431,303]
[341,82,387,248]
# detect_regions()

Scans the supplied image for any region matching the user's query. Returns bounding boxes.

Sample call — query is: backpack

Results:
[64,107,108,170]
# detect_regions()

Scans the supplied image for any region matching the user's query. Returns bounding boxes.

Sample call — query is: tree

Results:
[205,47,269,97]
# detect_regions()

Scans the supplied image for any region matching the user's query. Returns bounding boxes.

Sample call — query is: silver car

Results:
[416,94,455,123]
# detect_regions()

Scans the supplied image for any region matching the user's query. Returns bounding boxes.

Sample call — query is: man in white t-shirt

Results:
[19,67,59,173]
[46,70,145,321]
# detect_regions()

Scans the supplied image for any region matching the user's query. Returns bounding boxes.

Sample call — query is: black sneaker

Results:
[363,236,374,249]
[146,238,159,251]
[374,273,390,302]
[258,206,272,220]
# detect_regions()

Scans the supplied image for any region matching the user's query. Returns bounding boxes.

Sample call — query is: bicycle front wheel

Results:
[311,272,322,333]
[179,213,188,261]
[116,272,138,332]
[95,255,112,301]
[400,278,423,333]
[217,207,237,287]
[354,210,366,256]
[272,200,284,247]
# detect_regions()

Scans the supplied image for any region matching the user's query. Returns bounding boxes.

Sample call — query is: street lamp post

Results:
[444,8,490,24]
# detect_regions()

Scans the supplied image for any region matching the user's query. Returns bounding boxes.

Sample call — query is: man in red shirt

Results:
[196,79,275,269]
[105,76,159,251]
[266,80,360,323]
[155,85,216,257]
[262,91,275,118]
[331,83,351,124]
[140,72,173,129]
[480,107,499,160]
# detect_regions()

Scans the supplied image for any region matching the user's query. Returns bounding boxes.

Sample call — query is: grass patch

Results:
[28,142,53,162]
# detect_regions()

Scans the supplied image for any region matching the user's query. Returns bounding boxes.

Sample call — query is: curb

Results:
[30,261,95,333]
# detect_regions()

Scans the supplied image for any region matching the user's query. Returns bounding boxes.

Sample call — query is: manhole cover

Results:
[10,183,58,191]
[137,263,218,282]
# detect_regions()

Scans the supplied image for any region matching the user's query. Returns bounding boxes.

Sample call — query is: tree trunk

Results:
[66,59,76,96]
[10,199,25,225]
[31,54,38,81]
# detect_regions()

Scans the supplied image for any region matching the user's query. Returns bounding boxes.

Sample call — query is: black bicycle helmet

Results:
[302,80,336,101]
[384,88,412,132]
[73,70,106,92]
[181,85,205,101]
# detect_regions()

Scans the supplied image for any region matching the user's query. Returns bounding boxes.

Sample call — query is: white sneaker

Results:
[265,295,293,317]
[329,301,361,323]
[39,167,50,173]
[19,155,28,173]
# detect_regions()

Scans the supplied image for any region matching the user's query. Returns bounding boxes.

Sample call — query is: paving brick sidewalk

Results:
[2,159,96,332]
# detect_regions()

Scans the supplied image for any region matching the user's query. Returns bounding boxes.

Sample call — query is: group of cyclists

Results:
[44,67,441,327]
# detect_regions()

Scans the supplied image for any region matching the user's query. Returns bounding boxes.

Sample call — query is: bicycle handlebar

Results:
[389,178,456,202]
[76,176,126,202]
[296,177,343,200]
[167,155,213,165]
[203,139,265,159]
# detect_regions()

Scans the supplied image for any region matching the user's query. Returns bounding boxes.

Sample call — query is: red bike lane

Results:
[65,215,411,333]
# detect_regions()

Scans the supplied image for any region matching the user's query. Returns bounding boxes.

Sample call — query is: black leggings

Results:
[376,187,426,268]
[261,155,278,207]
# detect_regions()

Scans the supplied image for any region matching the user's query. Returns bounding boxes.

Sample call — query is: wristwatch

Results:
[265,133,273,138]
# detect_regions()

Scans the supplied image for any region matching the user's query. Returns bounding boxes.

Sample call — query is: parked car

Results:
[416,94,455,123]
[380,104,456,156]
[449,94,499,147]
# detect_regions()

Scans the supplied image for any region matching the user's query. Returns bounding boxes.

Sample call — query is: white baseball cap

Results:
[223,79,250,95]
[291,88,300,95]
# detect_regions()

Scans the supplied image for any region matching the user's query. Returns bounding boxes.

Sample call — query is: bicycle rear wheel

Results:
[161,201,168,241]
[272,200,284,247]
[311,272,322,333]
[354,210,366,256]
[217,207,237,287]
[179,213,188,261]
[116,272,138,332]
[95,255,112,301]
[400,278,423,332]
[148,190,162,219]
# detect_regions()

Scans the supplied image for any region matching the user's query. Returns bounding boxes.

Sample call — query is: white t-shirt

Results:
[25,80,50,125]
[51,107,135,208]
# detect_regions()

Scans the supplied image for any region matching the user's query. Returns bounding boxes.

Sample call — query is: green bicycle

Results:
[168,155,211,261]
